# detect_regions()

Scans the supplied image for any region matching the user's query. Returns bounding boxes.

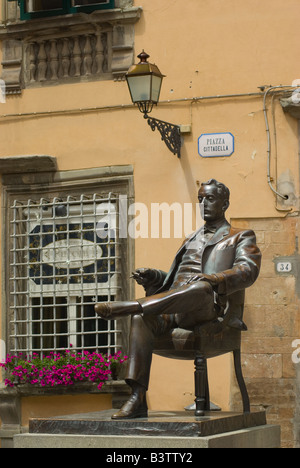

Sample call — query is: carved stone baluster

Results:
[29,43,37,83]
[95,32,104,74]
[72,36,82,77]
[83,35,93,76]
[37,41,47,82]
[49,39,59,81]
[61,38,71,78]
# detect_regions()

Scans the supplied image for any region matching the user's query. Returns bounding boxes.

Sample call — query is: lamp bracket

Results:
[145,115,182,158]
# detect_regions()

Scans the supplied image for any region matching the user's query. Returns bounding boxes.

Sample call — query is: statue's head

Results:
[198,179,230,223]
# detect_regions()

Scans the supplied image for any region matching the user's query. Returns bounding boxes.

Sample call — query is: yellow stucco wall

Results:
[21,394,112,427]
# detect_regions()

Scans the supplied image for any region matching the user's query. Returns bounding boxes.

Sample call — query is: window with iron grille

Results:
[8,191,125,358]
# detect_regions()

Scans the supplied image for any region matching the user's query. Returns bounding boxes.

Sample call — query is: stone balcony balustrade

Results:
[27,33,107,84]
[0,0,142,94]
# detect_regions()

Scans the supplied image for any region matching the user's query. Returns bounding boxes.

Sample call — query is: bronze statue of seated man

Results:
[95,179,261,420]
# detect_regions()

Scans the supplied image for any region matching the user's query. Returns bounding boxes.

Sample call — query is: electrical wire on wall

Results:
[262,85,296,203]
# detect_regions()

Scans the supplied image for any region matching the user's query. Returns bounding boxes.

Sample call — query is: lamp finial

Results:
[137,50,150,64]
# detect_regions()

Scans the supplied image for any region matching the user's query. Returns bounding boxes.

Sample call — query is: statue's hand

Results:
[131,268,157,286]
[186,273,219,287]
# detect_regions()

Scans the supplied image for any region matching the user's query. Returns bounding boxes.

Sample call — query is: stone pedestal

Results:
[13,410,281,449]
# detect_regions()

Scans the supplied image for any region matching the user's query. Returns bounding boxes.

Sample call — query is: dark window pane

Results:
[25,0,63,13]
[72,0,108,5]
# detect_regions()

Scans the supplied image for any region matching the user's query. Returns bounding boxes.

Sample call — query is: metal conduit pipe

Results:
[0,91,264,120]
[263,85,296,200]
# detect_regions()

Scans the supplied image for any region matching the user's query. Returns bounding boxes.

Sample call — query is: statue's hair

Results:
[201,179,230,201]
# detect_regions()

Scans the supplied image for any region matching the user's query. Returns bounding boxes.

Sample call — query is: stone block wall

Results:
[231,217,300,448]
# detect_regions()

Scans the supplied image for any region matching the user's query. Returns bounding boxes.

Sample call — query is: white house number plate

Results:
[276,262,292,273]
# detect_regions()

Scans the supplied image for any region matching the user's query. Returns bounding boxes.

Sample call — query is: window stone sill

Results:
[0,379,130,397]
[0,380,131,409]
[0,7,142,36]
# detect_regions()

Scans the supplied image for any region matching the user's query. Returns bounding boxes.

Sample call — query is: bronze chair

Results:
[153,293,250,417]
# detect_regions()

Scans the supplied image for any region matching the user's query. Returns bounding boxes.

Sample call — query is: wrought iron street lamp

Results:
[126,51,182,158]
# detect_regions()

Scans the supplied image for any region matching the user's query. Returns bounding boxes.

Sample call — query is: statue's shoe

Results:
[111,395,148,420]
[95,301,142,320]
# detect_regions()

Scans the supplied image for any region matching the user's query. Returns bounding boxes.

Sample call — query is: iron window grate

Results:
[9,192,122,358]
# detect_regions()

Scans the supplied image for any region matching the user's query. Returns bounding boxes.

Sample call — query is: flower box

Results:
[0,349,128,390]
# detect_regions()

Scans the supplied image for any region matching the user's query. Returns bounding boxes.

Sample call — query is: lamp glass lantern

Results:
[126,51,165,115]
[125,51,182,158]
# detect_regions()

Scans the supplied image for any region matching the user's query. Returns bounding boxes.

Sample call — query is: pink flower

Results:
[2,349,127,389]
